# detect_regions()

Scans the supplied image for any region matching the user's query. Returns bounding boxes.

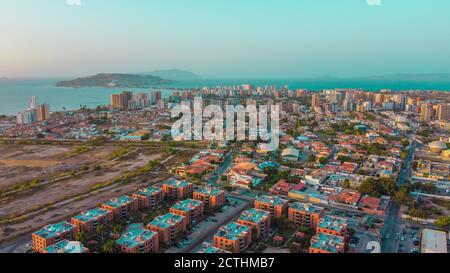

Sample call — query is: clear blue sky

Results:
[1,0,450,78]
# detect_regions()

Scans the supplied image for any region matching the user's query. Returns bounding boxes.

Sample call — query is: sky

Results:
[1,0,450,78]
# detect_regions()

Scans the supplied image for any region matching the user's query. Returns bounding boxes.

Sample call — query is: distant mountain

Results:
[353,73,450,82]
[143,69,202,81]
[0,77,8,80]
[56,73,174,88]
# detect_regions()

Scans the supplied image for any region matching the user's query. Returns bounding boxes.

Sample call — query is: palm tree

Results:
[96,224,107,244]
[75,231,88,243]
[102,239,117,253]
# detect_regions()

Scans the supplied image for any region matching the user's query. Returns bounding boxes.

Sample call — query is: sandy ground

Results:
[0,175,169,243]
[0,143,195,243]
[0,145,118,190]
[0,152,162,219]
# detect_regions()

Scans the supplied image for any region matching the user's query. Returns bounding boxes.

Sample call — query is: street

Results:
[380,143,416,253]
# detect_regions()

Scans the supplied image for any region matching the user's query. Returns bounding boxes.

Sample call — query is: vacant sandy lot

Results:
[0,145,119,190]
[0,149,162,219]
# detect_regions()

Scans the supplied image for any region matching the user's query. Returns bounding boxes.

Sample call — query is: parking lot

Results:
[166,196,253,253]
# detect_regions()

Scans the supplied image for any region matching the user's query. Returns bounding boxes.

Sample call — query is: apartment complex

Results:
[42,240,89,254]
[161,179,193,200]
[237,208,271,239]
[317,215,348,237]
[170,199,204,226]
[213,222,252,253]
[71,208,114,235]
[254,195,288,219]
[116,224,159,253]
[193,187,225,209]
[147,213,187,245]
[288,202,324,228]
[101,196,138,220]
[310,233,345,253]
[132,186,164,209]
[32,221,77,253]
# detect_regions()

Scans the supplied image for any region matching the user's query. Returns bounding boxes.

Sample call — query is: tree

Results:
[343,179,351,189]
[113,224,123,234]
[359,178,379,197]
[75,231,88,243]
[96,224,107,243]
[407,208,429,219]
[413,182,437,194]
[395,188,412,205]
[102,239,117,253]
[319,157,328,165]
[435,216,450,229]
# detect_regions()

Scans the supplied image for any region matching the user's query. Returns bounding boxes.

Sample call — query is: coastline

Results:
[0,78,449,116]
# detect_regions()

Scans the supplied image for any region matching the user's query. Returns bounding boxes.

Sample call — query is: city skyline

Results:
[1,0,450,78]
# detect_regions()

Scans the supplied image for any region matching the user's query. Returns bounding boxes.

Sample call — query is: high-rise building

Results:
[110,92,135,109]
[17,108,37,124]
[110,93,125,108]
[150,90,162,105]
[437,104,450,121]
[312,94,320,112]
[37,104,50,121]
[29,96,37,109]
[420,103,432,123]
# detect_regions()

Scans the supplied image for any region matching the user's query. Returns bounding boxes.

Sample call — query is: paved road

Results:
[381,143,416,253]
[166,195,253,253]
[207,150,233,186]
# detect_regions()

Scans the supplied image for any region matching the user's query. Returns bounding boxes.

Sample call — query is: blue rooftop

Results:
[72,207,110,223]
[171,199,203,212]
[134,186,162,197]
[194,187,224,196]
[289,202,324,214]
[311,233,345,253]
[257,161,277,170]
[257,195,288,206]
[149,213,185,229]
[215,222,250,241]
[116,224,157,249]
[103,196,135,208]
[239,208,270,224]
[34,221,75,239]
[318,215,348,233]
[44,240,87,253]
[163,178,192,188]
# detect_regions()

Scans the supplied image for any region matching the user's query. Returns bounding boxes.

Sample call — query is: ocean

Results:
[0,78,449,116]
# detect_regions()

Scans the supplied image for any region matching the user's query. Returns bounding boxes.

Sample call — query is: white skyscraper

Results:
[29,96,38,109]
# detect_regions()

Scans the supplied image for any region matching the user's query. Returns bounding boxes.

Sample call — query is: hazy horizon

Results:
[1,0,450,78]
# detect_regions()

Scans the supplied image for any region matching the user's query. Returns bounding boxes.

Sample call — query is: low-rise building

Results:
[193,187,225,209]
[116,224,159,253]
[328,189,362,209]
[288,202,324,228]
[317,215,348,237]
[421,229,448,253]
[101,196,138,220]
[32,221,77,253]
[132,186,164,209]
[170,199,204,226]
[310,233,345,253]
[213,222,252,253]
[198,243,231,253]
[237,208,271,239]
[42,240,89,254]
[147,213,187,246]
[71,207,114,235]
[282,148,300,162]
[161,179,193,199]
[254,195,288,218]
